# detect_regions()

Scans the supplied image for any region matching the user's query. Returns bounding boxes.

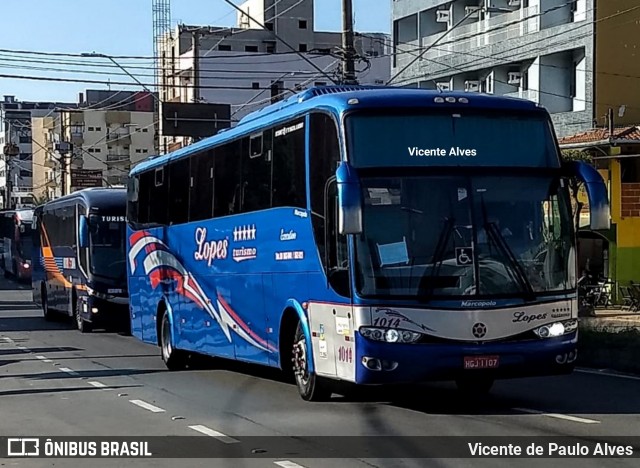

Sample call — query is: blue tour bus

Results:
[126,86,609,401]
[32,188,129,333]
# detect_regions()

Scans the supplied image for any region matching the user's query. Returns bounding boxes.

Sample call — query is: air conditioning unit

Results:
[436,82,451,91]
[508,72,522,85]
[465,6,481,18]
[436,10,450,23]
[508,0,521,6]
[464,80,480,92]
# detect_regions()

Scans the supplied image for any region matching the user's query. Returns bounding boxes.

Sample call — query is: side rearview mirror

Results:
[566,160,611,231]
[79,215,89,248]
[336,162,363,235]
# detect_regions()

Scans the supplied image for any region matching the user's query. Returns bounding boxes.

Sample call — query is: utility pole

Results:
[2,125,19,209]
[341,0,358,85]
[56,110,71,196]
[192,30,200,104]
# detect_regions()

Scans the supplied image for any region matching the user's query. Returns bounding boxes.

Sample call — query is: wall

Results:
[595,0,640,126]
[609,155,640,285]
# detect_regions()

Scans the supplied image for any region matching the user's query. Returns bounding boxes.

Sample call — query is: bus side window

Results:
[309,112,349,297]
[272,118,306,209]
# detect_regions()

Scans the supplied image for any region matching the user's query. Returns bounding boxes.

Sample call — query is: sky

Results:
[0,0,391,103]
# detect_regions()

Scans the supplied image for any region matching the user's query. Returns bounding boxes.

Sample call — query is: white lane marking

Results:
[43,359,53,363]
[274,461,307,468]
[88,381,107,388]
[513,407,600,424]
[2,337,13,343]
[36,355,47,360]
[577,368,640,382]
[188,425,239,444]
[58,367,79,376]
[129,399,166,413]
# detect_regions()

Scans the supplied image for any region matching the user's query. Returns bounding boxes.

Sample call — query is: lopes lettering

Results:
[194,227,229,266]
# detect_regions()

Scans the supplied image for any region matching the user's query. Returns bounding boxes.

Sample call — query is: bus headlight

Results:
[360,327,422,344]
[533,319,578,338]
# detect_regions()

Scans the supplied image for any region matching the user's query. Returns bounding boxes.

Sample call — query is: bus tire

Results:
[160,312,188,371]
[292,322,332,402]
[75,298,92,333]
[455,376,494,395]
[42,285,54,321]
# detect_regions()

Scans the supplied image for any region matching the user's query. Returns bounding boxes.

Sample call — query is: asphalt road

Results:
[1,278,639,467]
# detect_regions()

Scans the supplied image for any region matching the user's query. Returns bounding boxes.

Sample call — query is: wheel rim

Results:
[161,318,172,360]
[292,337,310,386]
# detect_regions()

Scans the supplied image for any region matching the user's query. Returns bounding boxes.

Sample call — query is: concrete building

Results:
[159,0,391,151]
[30,90,157,198]
[0,95,75,208]
[391,0,640,137]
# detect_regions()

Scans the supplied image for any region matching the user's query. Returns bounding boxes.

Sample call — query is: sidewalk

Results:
[581,308,640,330]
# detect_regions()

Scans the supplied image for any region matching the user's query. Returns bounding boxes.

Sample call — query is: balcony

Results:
[70,130,84,145]
[105,111,131,125]
[422,5,540,60]
[106,153,130,164]
[504,89,539,103]
[44,155,58,168]
[106,129,131,145]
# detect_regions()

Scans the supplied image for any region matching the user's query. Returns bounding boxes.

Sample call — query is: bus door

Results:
[307,176,355,381]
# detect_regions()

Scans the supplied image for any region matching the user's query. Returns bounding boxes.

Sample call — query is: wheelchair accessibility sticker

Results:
[455,247,473,266]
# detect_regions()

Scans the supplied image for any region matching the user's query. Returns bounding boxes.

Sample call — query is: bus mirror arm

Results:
[336,162,363,235]
[79,215,89,248]
[565,161,611,231]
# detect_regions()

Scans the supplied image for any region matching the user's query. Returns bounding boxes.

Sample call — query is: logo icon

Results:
[233,225,256,242]
[472,322,487,339]
[455,247,473,266]
[7,438,40,457]
[279,229,297,241]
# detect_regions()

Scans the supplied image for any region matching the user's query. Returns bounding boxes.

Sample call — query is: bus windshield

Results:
[89,217,126,281]
[353,175,575,299]
[346,111,560,169]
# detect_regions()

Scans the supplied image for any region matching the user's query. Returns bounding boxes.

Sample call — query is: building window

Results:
[19,169,31,177]
[299,20,307,29]
[265,22,274,31]
[136,149,142,153]
[19,136,30,143]
[88,127,95,131]
[218,44,232,51]
[252,82,260,90]
[142,128,149,132]
[299,43,308,52]
[245,45,259,52]
[143,149,148,153]
[315,82,327,87]
[96,126,102,131]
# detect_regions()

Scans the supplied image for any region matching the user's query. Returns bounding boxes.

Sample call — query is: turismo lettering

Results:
[194,227,229,266]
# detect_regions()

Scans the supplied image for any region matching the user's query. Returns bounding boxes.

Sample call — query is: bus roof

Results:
[39,188,126,212]
[131,85,545,176]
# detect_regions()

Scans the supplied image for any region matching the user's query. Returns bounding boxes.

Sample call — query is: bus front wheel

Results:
[75,300,93,334]
[160,313,188,371]
[292,322,331,402]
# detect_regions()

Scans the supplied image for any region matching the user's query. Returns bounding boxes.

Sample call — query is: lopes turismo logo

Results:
[194,227,229,266]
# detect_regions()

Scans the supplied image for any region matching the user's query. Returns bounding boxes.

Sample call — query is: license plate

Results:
[464,355,499,370]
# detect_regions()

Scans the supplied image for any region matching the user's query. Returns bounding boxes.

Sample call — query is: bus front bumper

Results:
[80,296,130,327]
[353,332,578,385]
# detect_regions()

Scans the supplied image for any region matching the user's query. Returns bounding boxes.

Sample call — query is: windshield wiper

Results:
[485,222,535,300]
[421,216,456,298]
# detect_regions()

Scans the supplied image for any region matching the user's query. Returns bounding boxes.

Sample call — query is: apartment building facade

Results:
[30,90,157,200]
[0,96,76,207]
[159,0,391,151]
[391,0,640,138]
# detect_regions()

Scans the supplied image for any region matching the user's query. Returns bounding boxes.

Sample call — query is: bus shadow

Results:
[6,368,163,381]
[0,316,72,332]
[0,346,82,356]
[0,384,139,398]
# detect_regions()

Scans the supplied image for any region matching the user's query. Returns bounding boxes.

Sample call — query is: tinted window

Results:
[272,118,306,208]
[214,140,242,217]
[242,133,272,213]
[168,158,190,225]
[309,113,341,269]
[149,167,168,224]
[189,150,214,222]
